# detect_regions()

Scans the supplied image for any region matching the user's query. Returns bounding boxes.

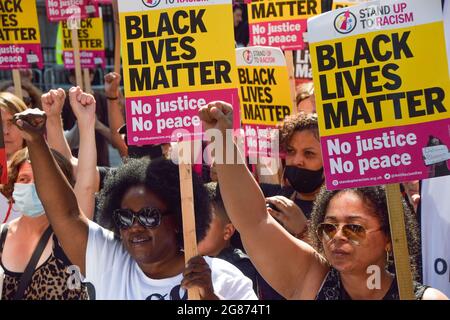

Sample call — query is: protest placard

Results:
[0,109,6,184]
[248,0,321,50]
[60,16,106,69]
[237,46,293,158]
[46,0,98,22]
[0,0,43,70]
[309,0,450,190]
[118,0,239,145]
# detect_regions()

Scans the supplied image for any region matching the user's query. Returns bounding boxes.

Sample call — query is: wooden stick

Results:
[12,70,23,100]
[178,141,201,300]
[284,50,297,114]
[385,183,415,300]
[83,68,92,94]
[71,28,83,90]
[112,0,121,74]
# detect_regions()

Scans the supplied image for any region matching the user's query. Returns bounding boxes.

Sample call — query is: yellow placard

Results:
[332,1,360,10]
[248,0,321,23]
[61,17,105,51]
[0,0,41,45]
[119,4,238,98]
[311,22,450,137]
[238,65,292,126]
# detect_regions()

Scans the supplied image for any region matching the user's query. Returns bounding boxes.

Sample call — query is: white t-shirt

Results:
[85,221,258,300]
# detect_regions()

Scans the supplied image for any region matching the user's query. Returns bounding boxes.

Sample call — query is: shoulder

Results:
[421,287,449,300]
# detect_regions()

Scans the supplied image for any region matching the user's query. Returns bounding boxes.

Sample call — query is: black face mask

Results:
[283,166,324,194]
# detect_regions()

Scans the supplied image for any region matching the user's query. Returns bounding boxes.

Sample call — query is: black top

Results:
[316,267,429,300]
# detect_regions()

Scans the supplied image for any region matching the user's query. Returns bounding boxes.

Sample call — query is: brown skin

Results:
[118,185,185,278]
[11,110,218,299]
[198,210,235,257]
[119,185,219,298]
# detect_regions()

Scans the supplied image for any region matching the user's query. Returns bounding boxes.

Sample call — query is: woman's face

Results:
[6,86,32,107]
[119,185,179,265]
[17,161,34,184]
[321,191,390,275]
[1,109,25,159]
[285,130,323,170]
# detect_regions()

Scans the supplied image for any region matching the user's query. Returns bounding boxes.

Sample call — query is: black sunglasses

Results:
[113,207,164,229]
[317,222,382,245]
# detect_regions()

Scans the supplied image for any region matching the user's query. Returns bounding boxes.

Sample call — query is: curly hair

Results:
[278,112,319,152]
[0,147,74,199]
[309,186,421,280]
[97,158,211,249]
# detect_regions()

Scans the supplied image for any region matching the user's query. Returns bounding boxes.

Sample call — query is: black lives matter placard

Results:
[119,0,239,145]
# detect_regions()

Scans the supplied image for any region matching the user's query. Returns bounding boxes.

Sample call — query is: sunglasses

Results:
[317,222,382,245]
[113,207,164,229]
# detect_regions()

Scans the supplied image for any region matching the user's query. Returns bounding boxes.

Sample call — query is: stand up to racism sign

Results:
[118,0,239,145]
[309,0,450,190]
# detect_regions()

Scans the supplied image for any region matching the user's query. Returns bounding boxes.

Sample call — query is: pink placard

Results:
[62,50,106,69]
[0,44,43,70]
[322,119,450,190]
[249,19,307,50]
[46,0,99,22]
[126,89,240,145]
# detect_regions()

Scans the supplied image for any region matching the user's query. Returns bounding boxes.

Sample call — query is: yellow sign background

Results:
[238,65,293,126]
[61,17,105,51]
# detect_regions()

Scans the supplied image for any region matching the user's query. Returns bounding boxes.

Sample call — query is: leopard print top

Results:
[0,229,89,300]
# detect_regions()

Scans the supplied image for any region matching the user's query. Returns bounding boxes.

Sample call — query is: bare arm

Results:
[43,89,76,163]
[199,102,329,299]
[14,109,89,276]
[69,87,99,220]
[105,72,128,158]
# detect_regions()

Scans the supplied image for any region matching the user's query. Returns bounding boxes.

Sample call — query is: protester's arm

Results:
[69,87,99,220]
[43,89,77,164]
[266,196,308,238]
[199,102,329,299]
[95,117,112,143]
[422,288,449,300]
[105,72,128,158]
[14,109,89,276]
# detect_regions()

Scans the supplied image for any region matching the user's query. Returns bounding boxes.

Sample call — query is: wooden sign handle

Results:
[385,183,415,300]
[284,50,297,115]
[178,142,201,300]
[83,68,92,94]
[12,70,23,100]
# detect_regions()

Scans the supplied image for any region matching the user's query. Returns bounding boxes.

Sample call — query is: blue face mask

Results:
[12,183,45,218]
